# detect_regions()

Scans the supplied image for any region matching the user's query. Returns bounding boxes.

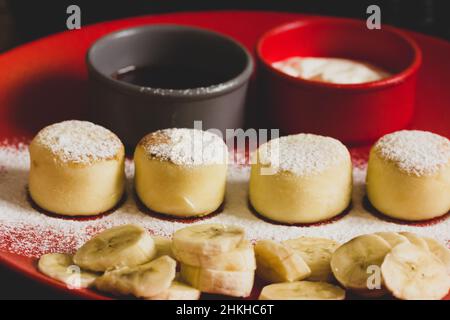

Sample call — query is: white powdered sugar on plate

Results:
[0,143,448,258]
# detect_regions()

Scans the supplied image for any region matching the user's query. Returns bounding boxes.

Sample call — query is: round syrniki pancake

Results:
[29,120,125,216]
[249,133,353,224]
[134,128,228,217]
[367,130,450,221]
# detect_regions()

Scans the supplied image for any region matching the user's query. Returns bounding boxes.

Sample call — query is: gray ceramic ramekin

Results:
[87,24,254,148]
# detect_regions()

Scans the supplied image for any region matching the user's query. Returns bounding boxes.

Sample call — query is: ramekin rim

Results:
[256,17,422,91]
[86,24,254,100]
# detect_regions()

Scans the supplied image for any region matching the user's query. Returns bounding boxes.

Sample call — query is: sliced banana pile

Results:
[382,243,449,300]
[331,232,450,300]
[95,255,177,298]
[259,281,345,300]
[331,234,391,297]
[37,224,199,300]
[38,253,98,289]
[37,224,450,300]
[255,237,343,300]
[254,240,311,283]
[174,224,256,297]
[73,224,157,272]
[153,236,175,259]
[283,237,340,281]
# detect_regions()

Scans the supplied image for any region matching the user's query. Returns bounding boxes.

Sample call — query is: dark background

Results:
[1,0,449,52]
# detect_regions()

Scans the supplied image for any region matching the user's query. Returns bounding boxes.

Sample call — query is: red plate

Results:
[0,11,449,300]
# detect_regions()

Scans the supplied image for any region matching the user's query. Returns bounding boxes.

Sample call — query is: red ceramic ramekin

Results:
[256,17,422,144]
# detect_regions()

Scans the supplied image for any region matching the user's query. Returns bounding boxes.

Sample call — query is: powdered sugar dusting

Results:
[0,144,448,259]
[34,120,123,164]
[140,128,228,166]
[257,134,350,176]
[375,130,450,176]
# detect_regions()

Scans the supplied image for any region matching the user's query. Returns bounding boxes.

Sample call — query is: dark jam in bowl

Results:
[111,65,228,89]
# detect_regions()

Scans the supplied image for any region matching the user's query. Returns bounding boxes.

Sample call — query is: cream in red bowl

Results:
[256,17,422,144]
[272,56,391,84]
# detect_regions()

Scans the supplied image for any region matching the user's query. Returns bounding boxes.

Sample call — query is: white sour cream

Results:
[272,56,391,84]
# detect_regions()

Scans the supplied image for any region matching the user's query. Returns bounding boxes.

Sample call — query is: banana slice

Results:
[173,240,256,271]
[422,237,450,275]
[374,232,409,248]
[73,224,156,272]
[283,237,340,281]
[259,281,345,300]
[255,240,311,283]
[153,236,174,259]
[173,224,245,255]
[330,234,391,296]
[398,232,429,250]
[95,255,176,298]
[148,281,201,300]
[381,242,450,300]
[38,253,98,289]
[180,263,254,297]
